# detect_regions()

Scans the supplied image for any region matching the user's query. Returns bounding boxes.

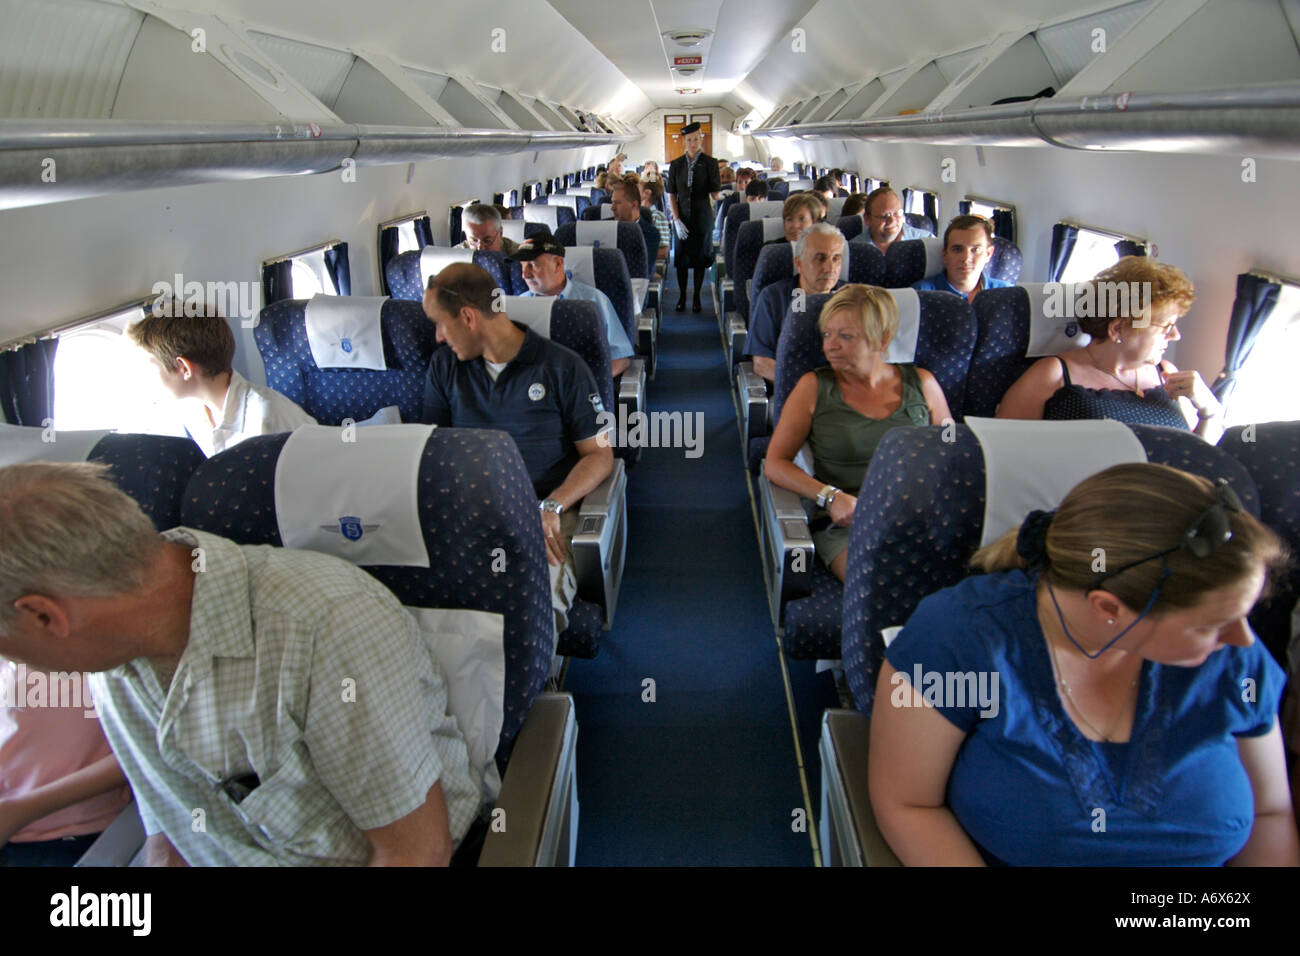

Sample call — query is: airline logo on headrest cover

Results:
[323,516,380,541]
[340,338,353,353]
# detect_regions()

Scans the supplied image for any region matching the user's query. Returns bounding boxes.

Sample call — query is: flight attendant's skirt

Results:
[676,206,715,269]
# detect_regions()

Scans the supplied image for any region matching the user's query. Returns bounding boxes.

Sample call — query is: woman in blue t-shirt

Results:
[870,462,1298,866]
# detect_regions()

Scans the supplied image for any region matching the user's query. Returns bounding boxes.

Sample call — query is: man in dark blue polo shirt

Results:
[420,262,613,643]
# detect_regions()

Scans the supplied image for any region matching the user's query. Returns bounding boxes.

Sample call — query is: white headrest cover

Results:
[567,186,593,197]
[304,295,388,371]
[825,197,847,220]
[501,295,553,337]
[1020,283,1094,356]
[599,204,615,219]
[883,289,921,363]
[966,417,1147,547]
[575,220,619,248]
[500,220,526,243]
[921,236,945,277]
[550,194,579,212]
[747,200,785,221]
[524,204,559,227]
[274,423,435,566]
[420,245,474,287]
[761,218,785,241]
[563,246,596,287]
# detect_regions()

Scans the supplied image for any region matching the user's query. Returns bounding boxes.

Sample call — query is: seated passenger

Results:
[763,285,952,581]
[850,187,931,254]
[512,233,635,378]
[813,176,837,207]
[871,463,1299,866]
[829,169,850,198]
[735,167,756,194]
[594,171,609,193]
[745,180,769,202]
[608,154,626,177]
[421,264,615,639]
[841,193,870,220]
[912,215,1013,303]
[0,462,479,866]
[719,165,736,189]
[637,178,672,270]
[761,193,823,251]
[996,257,1222,440]
[610,175,666,276]
[1,657,131,866]
[458,202,520,256]
[128,306,316,458]
[745,222,847,384]
[770,157,785,173]
[641,159,660,183]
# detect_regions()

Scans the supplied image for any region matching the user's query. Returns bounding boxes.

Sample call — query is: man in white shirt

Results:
[128,306,316,457]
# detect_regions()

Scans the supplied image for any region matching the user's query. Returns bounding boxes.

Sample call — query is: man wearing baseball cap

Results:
[510,233,634,378]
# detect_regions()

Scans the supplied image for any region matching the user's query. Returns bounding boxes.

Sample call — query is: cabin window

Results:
[843,171,861,193]
[1053,224,1148,283]
[523,180,542,203]
[960,197,1017,245]
[1222,279,1300,426]
[378,214,431,294]
[262,241,350,305]
[863,178,887,194]
[901,187,940,235]
[50,300,185,434]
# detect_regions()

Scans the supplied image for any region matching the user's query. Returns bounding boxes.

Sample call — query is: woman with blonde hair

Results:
[764,285,951,580]
[870,462,1298,865]
[997,256,1223,440]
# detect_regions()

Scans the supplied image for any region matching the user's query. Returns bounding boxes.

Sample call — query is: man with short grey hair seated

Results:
[459,203,519,256]
[0,461,479,867]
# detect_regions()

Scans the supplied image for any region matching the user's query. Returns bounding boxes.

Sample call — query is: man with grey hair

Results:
[458,203,519,255]
[743,222,846,383]
[0,461,479,867]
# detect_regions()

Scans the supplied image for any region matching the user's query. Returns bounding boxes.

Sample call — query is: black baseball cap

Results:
[506,234,566,262]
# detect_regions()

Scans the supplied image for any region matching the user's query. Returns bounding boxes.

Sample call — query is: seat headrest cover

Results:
[500,220,526,243]
[1021,283,1094,356]
[274,423,434,566]
[747,200,785,220]
[966,417,1147,546]
[0,425,113,465]
[567,186,593,197]
[575,220,619,247]
[501,295,553,337]
[303,295,388,370]
[419,246,474,288]
[761,218,785,242]
[550,194,579,211]
[883,289,921,363]
[922,236,945,277]
[825,197,847,220]
[599,203,615,219]
[523,204,559,227]
[562,246,596,286]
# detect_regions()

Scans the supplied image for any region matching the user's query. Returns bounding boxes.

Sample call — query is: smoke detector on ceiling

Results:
[674,65,701,76]
[663,29,713,47]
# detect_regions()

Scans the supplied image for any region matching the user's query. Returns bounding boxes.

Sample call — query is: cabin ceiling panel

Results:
[0,0,144,118]
[138,0,653,120]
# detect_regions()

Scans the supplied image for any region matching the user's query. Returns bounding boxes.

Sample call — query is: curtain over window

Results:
[0,339,58,426]
[261,259,294,307]
[323,243,351,296]
[1214,273,1281,402]
[1048,223,1079,283]
[1113,239,1146,258]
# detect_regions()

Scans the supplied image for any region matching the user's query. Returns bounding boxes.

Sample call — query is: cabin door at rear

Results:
[664,113,713,161]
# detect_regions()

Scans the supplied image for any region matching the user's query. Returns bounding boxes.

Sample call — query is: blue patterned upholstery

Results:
[538,299,615,420]
[723,201,783,280]
[841,424,1263,714]
[554,220,650,281]
[965,286,1032,419]
[883,238,931,287]
[1219,422,1300,665]
[734,219,780,320]
[85,434,206,531]
[579,204,613,221]
[988,236,1023,283]
[253,298,437,425]
[913,290,978,422]
[836,214,864,242]
[782,562,844,659]
[179,428,554,767]
[385,249,512,302]
[905,212,936,236]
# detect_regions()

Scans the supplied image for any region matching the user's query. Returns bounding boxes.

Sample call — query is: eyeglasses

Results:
[1091,479,1242,592]
[872,210,905,221]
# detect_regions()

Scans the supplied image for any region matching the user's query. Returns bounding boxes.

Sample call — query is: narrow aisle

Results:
[563,274,816,866]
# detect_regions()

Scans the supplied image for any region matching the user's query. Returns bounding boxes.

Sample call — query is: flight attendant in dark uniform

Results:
[665,122,721,312]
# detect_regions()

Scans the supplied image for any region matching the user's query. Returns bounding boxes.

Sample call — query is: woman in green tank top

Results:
[764,285,953,581]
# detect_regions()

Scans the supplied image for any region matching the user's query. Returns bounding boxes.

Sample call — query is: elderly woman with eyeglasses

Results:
[997,257,1224,442]
[870,463,1298,866]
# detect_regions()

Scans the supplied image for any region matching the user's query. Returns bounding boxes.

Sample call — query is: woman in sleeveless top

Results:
[764,285,952,581]
[997,257,1224,442]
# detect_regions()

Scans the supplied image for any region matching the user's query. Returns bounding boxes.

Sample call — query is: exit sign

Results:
[673,55,702,66]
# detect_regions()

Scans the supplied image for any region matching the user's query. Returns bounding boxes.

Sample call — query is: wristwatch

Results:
[539,498,564,515]
[816,485,841,509]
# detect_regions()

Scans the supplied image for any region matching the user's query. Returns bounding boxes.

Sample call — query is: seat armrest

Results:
[758,474,814,616]
[819,709,902,867]
[725,312,748,370]
[76,801,146,867]
[478,693,579,867]
[573,459,627,627]
[635,312,656,378]
[737,362,770,445]
[618,359,646,431]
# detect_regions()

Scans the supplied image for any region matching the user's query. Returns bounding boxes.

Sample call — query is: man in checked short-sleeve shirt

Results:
[0,461,478,867]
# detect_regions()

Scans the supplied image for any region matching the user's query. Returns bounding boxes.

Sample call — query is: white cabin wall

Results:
[0,145,617,383]
[787,139,1300,381]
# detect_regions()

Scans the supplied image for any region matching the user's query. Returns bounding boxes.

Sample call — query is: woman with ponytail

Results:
[869,462,1298,866]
